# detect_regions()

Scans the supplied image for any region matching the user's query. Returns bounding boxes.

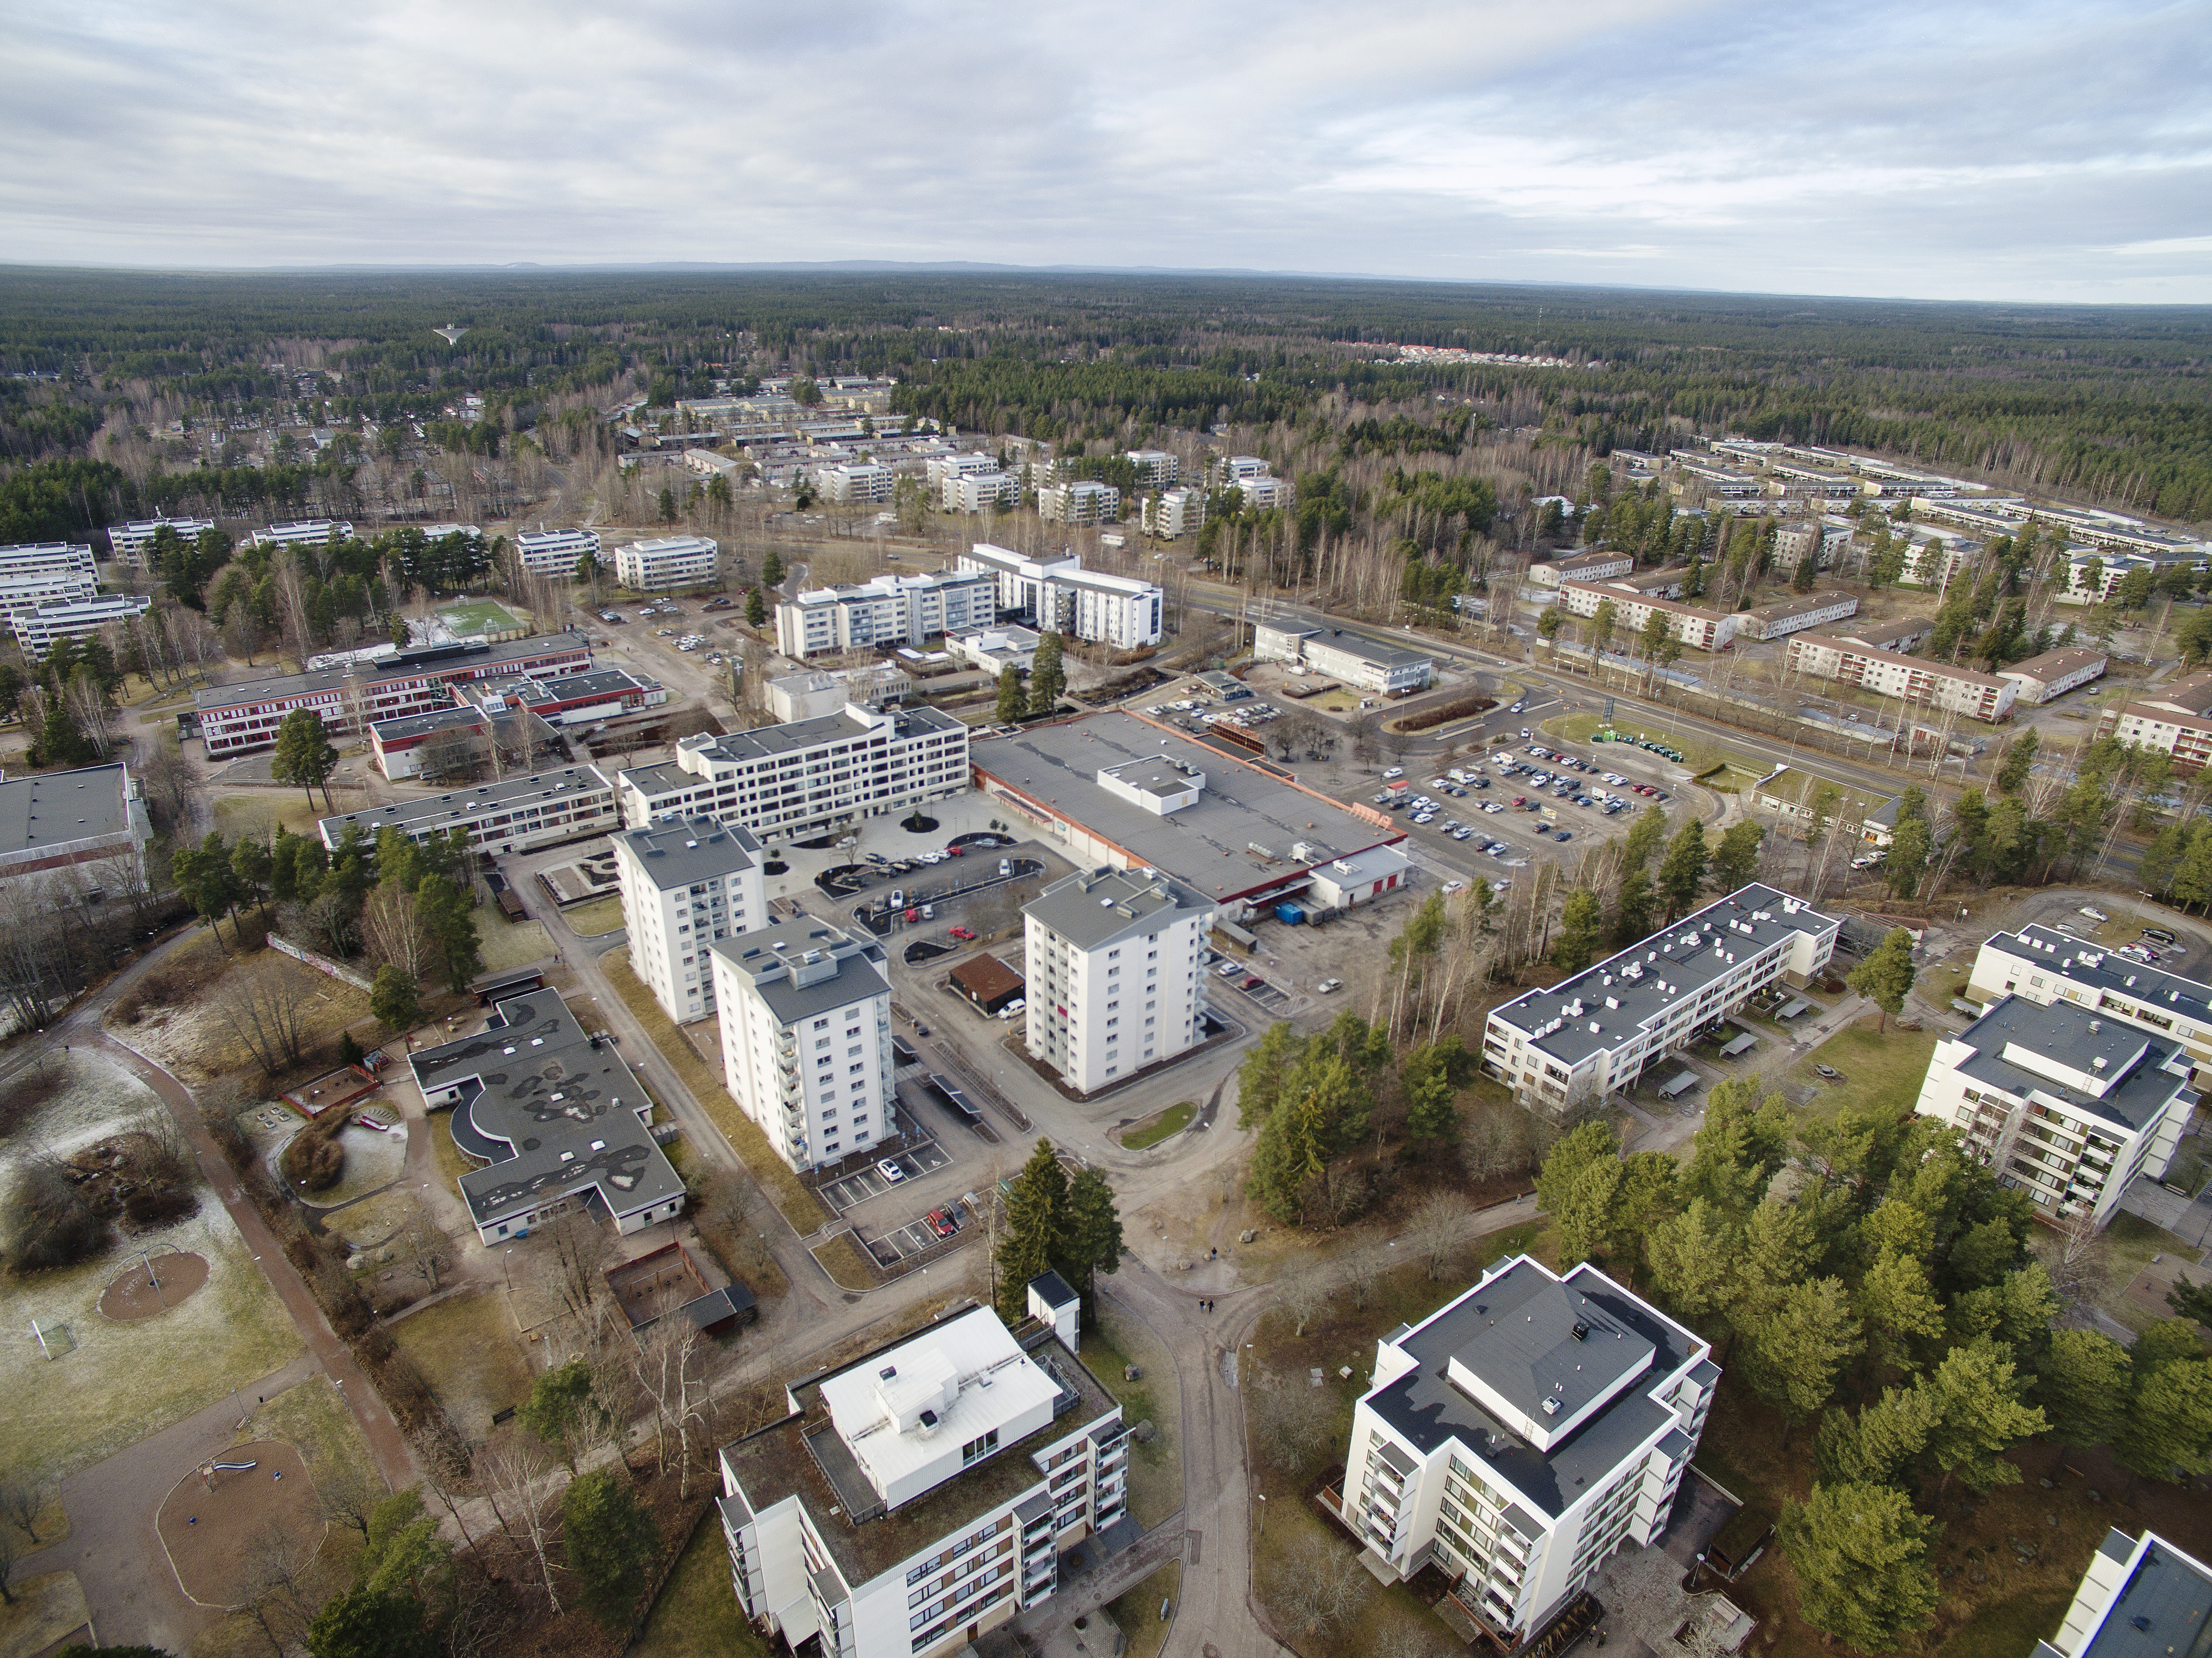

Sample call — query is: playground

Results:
[97,1249,211,1322]
[156,1441,320,1607]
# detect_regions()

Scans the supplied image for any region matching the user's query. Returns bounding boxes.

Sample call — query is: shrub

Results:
[281,1130,345,1191]
[1391,694,1497,734]
[124,1185,199,1228]
[4,1161,112,1273]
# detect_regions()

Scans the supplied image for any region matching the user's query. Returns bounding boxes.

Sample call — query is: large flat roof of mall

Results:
[971,711,1399,902]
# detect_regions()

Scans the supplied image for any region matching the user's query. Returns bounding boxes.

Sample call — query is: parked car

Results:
[1317,978,1344,994]
[1241,974,1264,990]
[1382,766,1405,779]
[877,1159,907,1184]
[2080,905,2109,923]
[949,925,977,941]
[928,1209,959,1238]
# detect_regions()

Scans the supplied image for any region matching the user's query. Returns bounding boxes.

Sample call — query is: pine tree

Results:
[2035,1328,2131,1449]
[745,587,766,627]
[997,1139,1069,1318]
[1235,1022,1305,1129]
[1918,1342,2048,1493]
[1791,549,1818,592]
[414,876,482,994]
[1646,1198,1734,1322]
[270,709,341,811]
[562,1468,659,1630]
[1779,1482,1940,1652]
[1610,864,1655,947]
[1624,802,1668,868]
[1744,1277,1861,1425]
[995,665,1026,723]
[1711,820,1764,893]
[761,549,785,586]
[1551,887,1602,973]
[1856,1251,1947,1373]
[1028,632,1066,715]
[1055,1168,1124,1299]
[1815,1385,1937,1485]
[1658,820,1708,919]
[1848,928,1918,1032]
[371,965,422,1034]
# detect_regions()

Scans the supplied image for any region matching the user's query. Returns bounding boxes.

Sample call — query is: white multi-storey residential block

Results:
[1912,991,2194,1229]
[1221,455,1273,483]
[709,921,893,1171]
[0,761,152,902]
[106,518,214,568]
[317,764,617,856]
[247,520,354,549]
[618,704,970,840]
[1022,868,1214,1094]
[1231,474,1293,510]
[1740,590,1859,641]
[717,1287,1129,1658]
[1253,625,1435,695]
[514,526,602,575]
[1124,449,1178,488]
[1527,551,1633,589]
[613,815,767,1024]
[955,544,1163,649]
[2100,668,2212,770]
[14,593,153,658]
[1036,481,1120,525]
[817,462,896,504]
[1997,647,2108,705]
[943,470,1021,513]
[775,570,995,659]
[1140,488,1204,540]
[0,555,99,633]
[1785,633,2019,721]
[1968,924,2212,1083]
[1482,884,1838,1112]
[616,534,719,591]
[1558,579,1740,651]
[1331,1255,1716,1644]
[2039,1529,2212,1658]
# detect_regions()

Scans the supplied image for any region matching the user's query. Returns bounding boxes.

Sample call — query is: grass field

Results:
[1781,1015,1940,1123]
[1081,1298,1181,1528]
[1118,1101,1196,1149]
[634,1507,767,1658]
[603,949,832,1234]
[562,894,627,936]
[247,1373,376,1488]
[1544,709,1751,777]
[811,1231,876,1290]
[1106,1562,1181,1658]
[389,1287,535,1440]
[438,598,523,637]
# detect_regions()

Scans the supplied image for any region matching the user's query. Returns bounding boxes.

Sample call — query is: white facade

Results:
[1557,580,1740,651]
[1482,884,1838,1111]
[1125,449,1178,488]
[1022,868,1214,1094]
[1231,474,1293,510]
[0,565,101,632]
[2100,669,2212,770]
[318,764,618,856]
[2040,1529,2212,1658]
[0,541,98,585]
[710,922,893,1170]
[616,534,719,591]
[618,703,971,840]
[514,526,602,575]
[944,470,1020,514]
[1968,925,2212,1087]
[718,1301,1127,1658]
[1527,551,1632,589]
[613,815,767,1024]
[1336,1255,1714,1641]
[956,544,1164,649]
[1997,647,2108,704]
[775,570,996,659]
[819,462,896,504]
[1140,488,1204,540]
[1912,990,2194,1229]
[14,593,153,658]
[1785,633,2018,721]
[1252,624,1434,694]
[106,519,214,568]
[247,519,353,549]
[1740,590,1859,641]
[1036,481,1120,525]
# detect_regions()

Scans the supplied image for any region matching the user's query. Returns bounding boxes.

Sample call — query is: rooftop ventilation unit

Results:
[1540,1396,1561,1417]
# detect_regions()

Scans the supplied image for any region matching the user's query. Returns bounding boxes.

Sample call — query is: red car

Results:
[1242,974,1264,990]
[1513,795,1529,807]
[944,845,964,856]
[928,1209,959,1239]
[949,925,977,941]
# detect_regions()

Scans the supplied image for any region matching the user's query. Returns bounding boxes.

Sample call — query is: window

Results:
[961,1428,1000,1465]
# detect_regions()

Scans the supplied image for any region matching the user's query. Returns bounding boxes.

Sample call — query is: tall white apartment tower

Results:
[1021,868,1215,1093]
[710,922,894,1171]
[611,815,767,1024]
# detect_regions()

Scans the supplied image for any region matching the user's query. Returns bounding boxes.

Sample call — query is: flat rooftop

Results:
[720,1310,1119,1586]
[1834,618,1932,649]
[1948,994,2194,1135]
[369,703,486,744]
[1990,924,2212,1033]
[971,711,1398,902]
[1999,647,2108,683]
[1303,628,1431,670]
[411,989,682,1227]
[616,815,762,891]
[709,921,890,1026]
[2071,1531,2212,1658]
[197,631,589,712]
[1490,884,1835,1069]
[318,764,612,841]
[1367,1258,1702,1519]
[1025,867,1211,951]
[1746,591,1856,622]
[0,763,134,853]
[622,705,964,798]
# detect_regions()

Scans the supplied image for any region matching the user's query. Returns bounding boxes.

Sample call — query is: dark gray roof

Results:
[616,815,762,891]
[498,666,653,707]
[1947,995,2194,1136]
[2078,1531,2212,1658]
[1490,884,1837,1069]
[1307,628,1431,671]
[673,703,963,766]
[1022,867,1211,951]
[709,922,890,1026]
[1988,925,2212,1033]
[1030,1269,1078,1309]
[1365,1259,1705,1519]
[196,631,590,711]
[0,763,134,853]
[411,990,683,1227]
[370,704,485,744]
[318,765,613,839]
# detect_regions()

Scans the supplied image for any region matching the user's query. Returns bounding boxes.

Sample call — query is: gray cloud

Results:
[2,0,2208,299]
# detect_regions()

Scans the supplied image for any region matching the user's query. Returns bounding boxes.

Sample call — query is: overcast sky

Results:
[6,0,2210,303]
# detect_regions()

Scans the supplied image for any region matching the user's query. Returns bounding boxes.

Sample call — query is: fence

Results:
[268,935,376,992]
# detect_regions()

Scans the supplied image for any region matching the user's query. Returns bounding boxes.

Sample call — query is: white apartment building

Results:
[1333,1255,1716,1644]
[0,566,101,633]
[1036,482,1120,525]
[1482,885,1839,1112]
[943,470,1021,514]
[1231,474,1294,510]
[514,526,602,575]
[14,593,153,659]
[925,452,1002,489]
[1253,624,1436,695]
[1785,633,2019,721]
[106,518,214,568]
[1556,580,1740,652]
[819,462,896,504]
[775,570,996,659]
[1140,488,1204,540]
[1527,551,1633,589]
[1021,867,1214,1094]
[1968,923,2212,1086]
[0,542,98,585]
[1125,449,1178,488]
[956,544,1164,649]
[616,534,719,591]
[1221,455,1273,483]
[617,704,971,840]
[1912,992,2194,1230]
[1740,590,1859,641]
[247,519,354,549]
[2100,669,2212,770]
[709,921,894,1171]
[717,1292,1129,1658]
[765,664,913,723]
[316,764,618,856]
[1997,647,2108,704]
[613,815,767,1024]
[1896,532,1982,592]
[2039,1529,2212,1658]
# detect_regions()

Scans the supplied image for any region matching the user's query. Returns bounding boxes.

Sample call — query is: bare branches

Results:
[212,960,314,1074]
[478,1431,564,1614]
[1407,1189,1474,1280]
[1274,1531,1371,1635]
[1277,1266,1333,1338]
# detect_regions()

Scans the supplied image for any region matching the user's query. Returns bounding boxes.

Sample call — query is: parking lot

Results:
[816,1134,953,1215]
[1221,969,1292,1014]
[862,1205,969,1266]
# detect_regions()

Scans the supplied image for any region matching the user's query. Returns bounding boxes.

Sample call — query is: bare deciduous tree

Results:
[232,1517,321,1653]
[545,1210,613,1323]
[363,885,433,979]
[212,961,314,1074]
[478,1430,564,1614]
[1275,1531,1371,1635]
[314,1460,387,1542]
[1248,1375,1337,1483]
[1277,1266,1333,1338]
[1408,1189,1474,1281]
[395,1198,452,1293]
[0,1476,49,1547]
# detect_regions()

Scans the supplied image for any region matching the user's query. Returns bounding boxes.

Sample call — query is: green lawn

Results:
[562,893,627,936]
[1106,1562,1181,1658]
[1784,1015,1940,1123]
[1119,1101,1196,1149]
[438,598,523,637]
[1543,710,1749,775]
[634,1508,766,1658]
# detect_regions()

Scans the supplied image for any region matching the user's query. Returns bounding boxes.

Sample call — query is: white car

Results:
[1317,978,1344,994]
[1483,801,1504,813]
[1442,880,1468,895]
[877,1159,907,1184]
[1382,766,1405,779]
[2080,906,2109,923]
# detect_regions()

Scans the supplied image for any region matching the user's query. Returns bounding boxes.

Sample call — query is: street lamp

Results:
[1257,1493,1267,1536]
